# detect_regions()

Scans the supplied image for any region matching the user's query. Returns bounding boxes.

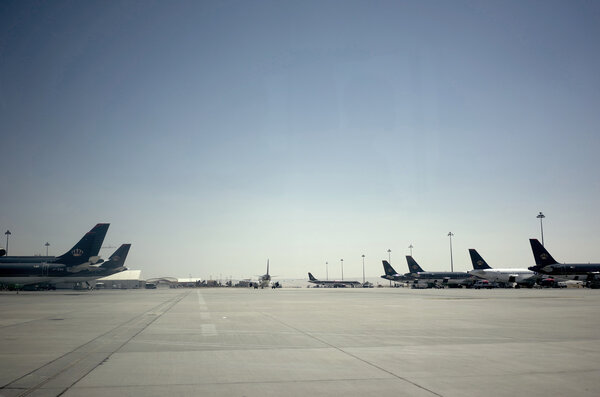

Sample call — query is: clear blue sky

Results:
[1,0,599,280]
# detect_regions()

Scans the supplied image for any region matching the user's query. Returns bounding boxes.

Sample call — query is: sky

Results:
[1,0,599,280]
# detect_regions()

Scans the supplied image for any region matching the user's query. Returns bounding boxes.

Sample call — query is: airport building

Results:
[144,277,209,288]
[94,270,144,289]
[145,277,178,288]
[175,277,203,287]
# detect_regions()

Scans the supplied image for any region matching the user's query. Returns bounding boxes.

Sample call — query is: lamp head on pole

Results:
[537,212,545,220]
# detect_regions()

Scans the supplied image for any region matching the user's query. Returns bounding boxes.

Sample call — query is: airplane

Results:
[100,244,131,273]
[468,249,536,287]
[258,259,271,288]
[0,223,109,288]
[52,244,132,287]
[308,272,361,287]
[380,260,414,283]
[405,255,474,288]
[528,239,600,285]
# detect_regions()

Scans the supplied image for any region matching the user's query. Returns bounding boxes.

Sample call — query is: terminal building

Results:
[94,270,144,289]
[144,277,205,288]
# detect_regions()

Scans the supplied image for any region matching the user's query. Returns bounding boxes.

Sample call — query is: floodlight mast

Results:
[537,212,546,246]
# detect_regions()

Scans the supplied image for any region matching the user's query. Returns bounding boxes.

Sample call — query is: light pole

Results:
[387,249,392,287]
[362,254,365,284]
[45,242,50,256]
[340,259,344,280]
[326,261,328,280]
[537,212,545,246]
[448,232,454,272]
[408,244,413,256]
[5,230,11,256]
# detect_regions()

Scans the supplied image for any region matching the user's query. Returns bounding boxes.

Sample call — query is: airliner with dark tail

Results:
[0,224,110,287]
[529,239,600,284]
[468,249,536,287]
[405,256,474,288]
[380,260,413,283]
[308,272,361,287]
[52,244,132,286]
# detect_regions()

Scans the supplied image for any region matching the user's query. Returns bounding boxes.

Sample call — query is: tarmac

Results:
[1,287,599,396]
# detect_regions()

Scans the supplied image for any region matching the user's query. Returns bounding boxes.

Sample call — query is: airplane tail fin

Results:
[530,239,558,267]
[469,249,492,270]
[267,259,269,276]
[101,244,131,269]
[406,256,425,273]
[382,260,399,276]
[54,224,110,267]
[308,272,317,281]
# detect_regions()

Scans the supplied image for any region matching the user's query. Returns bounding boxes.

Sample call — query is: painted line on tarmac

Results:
[196,290,217,336]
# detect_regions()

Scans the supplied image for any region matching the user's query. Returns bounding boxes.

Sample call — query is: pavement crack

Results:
[259,311,444,397]
[1,291,190,397]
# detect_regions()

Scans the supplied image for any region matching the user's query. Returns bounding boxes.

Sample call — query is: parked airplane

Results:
[308,272,361,287]
[529,239,600,284]
[101,244,130,273]
[53,244,132,287]
[0,223,109,287]
[380,260,413,283]
[405,256,474,288]
[258,259,271,288]
[468,249,536,287]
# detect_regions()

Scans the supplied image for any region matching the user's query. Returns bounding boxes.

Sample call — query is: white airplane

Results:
[257,259,272,288]
[468,249,536,287]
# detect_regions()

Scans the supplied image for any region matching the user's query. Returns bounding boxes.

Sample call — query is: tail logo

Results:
[112,256,120,262]
[71,248,84,257]
[477,260,484,267]
[540,253,548,260]
[412,265,419,271]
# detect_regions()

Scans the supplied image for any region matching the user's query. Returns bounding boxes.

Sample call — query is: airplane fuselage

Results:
[412,272,473,286]
[0,262,68,278]
[469,268,535,284]
[0,256,58,264]
[380,273,412,282]
[258,274,271,287]
[309,279,361,287]
[0,262,125,286]
[531,263,600,276]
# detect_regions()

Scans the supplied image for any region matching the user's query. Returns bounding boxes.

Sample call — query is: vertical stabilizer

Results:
[469,249,492,270]
[406,256,425,273]
[530,239,559,266]
[54,224,110,267]
[382,260,400,276]
[101,244,131,269]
